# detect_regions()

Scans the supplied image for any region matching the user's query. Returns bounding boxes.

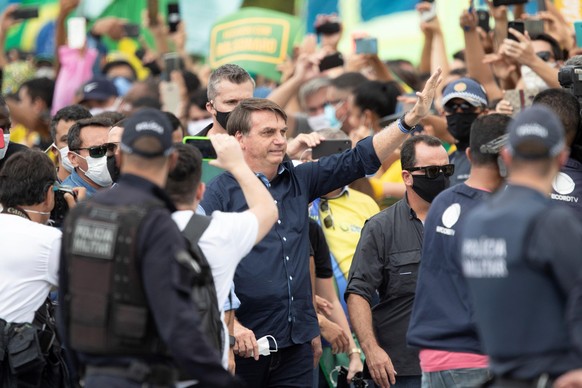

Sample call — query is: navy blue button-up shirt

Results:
[200,137,381,348]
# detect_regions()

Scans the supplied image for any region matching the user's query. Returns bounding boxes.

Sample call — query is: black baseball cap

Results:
[121,108,173,158]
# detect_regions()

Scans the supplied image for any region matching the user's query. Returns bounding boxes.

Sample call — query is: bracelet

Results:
[349,347,362,356]
[397,112,415,134]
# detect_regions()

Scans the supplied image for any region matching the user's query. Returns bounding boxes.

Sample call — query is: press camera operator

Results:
[0,149,81,387]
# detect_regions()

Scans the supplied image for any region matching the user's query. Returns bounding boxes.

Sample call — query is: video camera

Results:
[558,66,582,103]
[559,65,582,162]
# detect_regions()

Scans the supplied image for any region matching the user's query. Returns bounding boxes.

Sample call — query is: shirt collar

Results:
[255,164,287,188]
[403,193,419,220]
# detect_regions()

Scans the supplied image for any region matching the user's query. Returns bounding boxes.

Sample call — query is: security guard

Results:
[461,106,582,387]
[59,108,238,387]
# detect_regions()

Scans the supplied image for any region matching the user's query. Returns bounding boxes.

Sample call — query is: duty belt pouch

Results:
[7,325,45,374]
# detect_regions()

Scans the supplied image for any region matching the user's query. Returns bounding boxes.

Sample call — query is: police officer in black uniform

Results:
[461,106,582,387]
[59,108,238,387]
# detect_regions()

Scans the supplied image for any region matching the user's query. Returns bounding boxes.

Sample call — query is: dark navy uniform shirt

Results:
[461,184,582,379]
[200,136,381,348]
[550,157,582,220]
[408,183,489,354]
[59,174,235,387]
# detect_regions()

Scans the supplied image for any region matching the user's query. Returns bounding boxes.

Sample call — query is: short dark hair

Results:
[529,33,563,61]
[353,80,401,119]
[92,111,125,127]
[164,111,184,132]
[207,64,254,101]
[469,113,511,166]
[401,135,444,170]
[102,60,137,80]
[0,149,56,208]
[329,72,368,92]
[533,88,581,145]
[165,143,202,206]
[227,98,287,136]
[20,77,55,109]
[50,105,92,141]
[190,88,208,110]
[67,117,113,151]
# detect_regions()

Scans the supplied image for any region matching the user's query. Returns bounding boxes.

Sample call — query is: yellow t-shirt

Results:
[320,189,380,278]
[369,160,404,200]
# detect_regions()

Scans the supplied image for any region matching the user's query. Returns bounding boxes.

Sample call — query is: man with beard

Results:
[441,78,488,186]
[346,135,452,388]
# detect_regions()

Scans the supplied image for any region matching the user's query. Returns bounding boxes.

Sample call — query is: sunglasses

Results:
[320,199,334,229]
[73,143,118,158]
[407,164,455,179]
[444,102,476,114]
[536,51,552,62]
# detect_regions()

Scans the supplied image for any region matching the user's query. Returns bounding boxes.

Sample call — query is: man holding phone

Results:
[200,69,443,387]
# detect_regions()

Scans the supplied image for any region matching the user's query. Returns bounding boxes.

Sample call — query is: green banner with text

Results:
[209,7,301,82]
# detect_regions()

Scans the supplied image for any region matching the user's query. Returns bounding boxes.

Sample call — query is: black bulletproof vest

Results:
[62,200,166,356]
[462,188,571,359]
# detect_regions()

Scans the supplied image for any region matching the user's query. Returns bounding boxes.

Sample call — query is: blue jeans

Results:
[422,368,491,388]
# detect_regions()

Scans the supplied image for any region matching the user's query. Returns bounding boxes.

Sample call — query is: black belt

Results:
[493,374,554,388]
[85,361,177,386]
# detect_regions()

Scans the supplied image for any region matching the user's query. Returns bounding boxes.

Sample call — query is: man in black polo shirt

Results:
[461,106,582,387]
[346,135,452,388]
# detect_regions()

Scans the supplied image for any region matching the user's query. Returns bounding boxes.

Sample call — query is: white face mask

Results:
[307,113,332,131]
[54,144,74,173]
[89,97,121,116]
[75,153,113,187]
[255,335,278,357]
[187,117,213,135]
[0,134,9,160]
[521,65,551,91]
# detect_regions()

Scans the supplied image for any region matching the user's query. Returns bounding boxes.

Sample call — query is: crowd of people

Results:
[2,0,582,387]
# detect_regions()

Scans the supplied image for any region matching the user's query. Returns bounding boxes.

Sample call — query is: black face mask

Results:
[107,155,120,183]
[412,173,450,203]
[215,109,231,130]
[446,112,479,151]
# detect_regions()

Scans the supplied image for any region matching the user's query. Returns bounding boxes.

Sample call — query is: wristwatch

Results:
[349,347,362,356]
[229,335,235,348]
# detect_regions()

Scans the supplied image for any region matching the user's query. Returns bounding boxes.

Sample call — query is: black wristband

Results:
[229,335,235,347]
[399,113,414,131]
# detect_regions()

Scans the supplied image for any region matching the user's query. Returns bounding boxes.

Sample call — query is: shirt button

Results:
[291,296,294,301]
[288,316,292,322]
[277,220,281,224]
[289,276,293,280]
[285,256,289,261]
[274,200,278,204]
[283,237,287,242]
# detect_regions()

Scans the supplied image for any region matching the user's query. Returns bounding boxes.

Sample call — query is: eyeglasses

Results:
[319,199,334,229]
[536,51,552,62]
[444,102,476,114]
[73,143,118,158]
[407,164,455,179]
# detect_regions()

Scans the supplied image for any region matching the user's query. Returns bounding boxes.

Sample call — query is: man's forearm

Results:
[347,293,378,353]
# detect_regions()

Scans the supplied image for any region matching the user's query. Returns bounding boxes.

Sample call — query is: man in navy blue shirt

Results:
[532,89,582,220]
[407,114,511,387]
[461,106,582,387]
[200,69,443,387]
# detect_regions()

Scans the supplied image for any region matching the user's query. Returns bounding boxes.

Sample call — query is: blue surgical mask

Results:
[324,104,342,130]
[112,76,133,97]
